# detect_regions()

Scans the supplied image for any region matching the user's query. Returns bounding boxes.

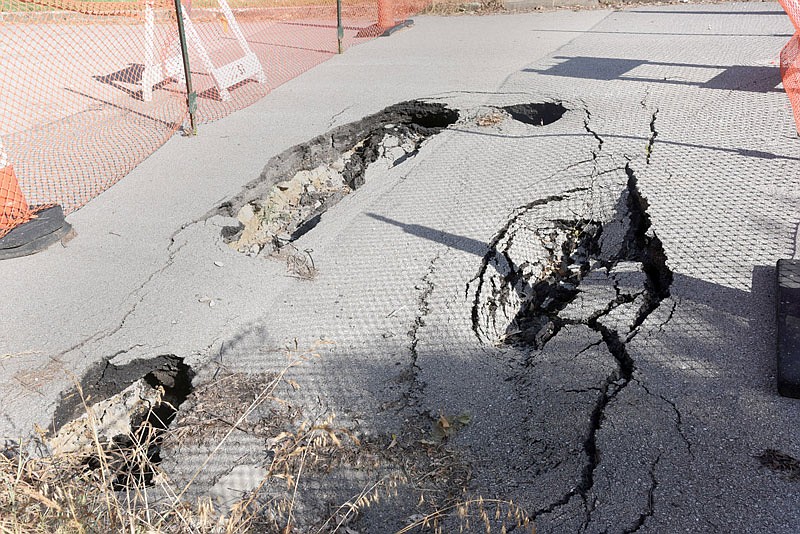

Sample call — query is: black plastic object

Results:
[776,259,800,398]
[355,19,413,39]
[0,205,72,260]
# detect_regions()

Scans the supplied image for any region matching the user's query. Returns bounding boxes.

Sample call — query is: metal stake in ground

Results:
[337,0,344,54]
[174,0,198,135]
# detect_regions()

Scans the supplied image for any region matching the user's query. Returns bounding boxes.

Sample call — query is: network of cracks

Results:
[40,98,788,532]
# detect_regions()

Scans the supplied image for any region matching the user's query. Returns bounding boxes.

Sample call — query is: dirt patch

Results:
[758,449,800,481]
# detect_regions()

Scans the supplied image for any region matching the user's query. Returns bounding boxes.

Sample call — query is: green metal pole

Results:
[337,0,343,54]
[174,0,198,134]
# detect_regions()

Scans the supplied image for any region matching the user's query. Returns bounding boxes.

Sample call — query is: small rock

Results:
[382,134,400,148]
[213,261,224,267]
[400,139,417,153]
[236,203,256,225]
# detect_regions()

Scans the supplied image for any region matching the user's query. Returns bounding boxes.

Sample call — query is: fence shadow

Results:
[524,56,783,94]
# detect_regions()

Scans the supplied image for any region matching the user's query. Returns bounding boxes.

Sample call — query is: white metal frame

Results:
[142,0,265,102]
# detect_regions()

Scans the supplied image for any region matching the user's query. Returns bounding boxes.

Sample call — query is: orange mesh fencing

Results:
[0,0,430,233]
[780,0,800,132]
[780,32,800,133]
[0,165,32,237]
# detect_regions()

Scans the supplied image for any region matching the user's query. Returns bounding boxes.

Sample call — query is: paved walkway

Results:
[3,4,800,532]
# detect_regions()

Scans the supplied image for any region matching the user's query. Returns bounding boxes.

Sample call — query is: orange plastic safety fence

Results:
[0,165,32,238]
[780,32,800,133]
[1,0,430,234]
[779,0,800,132]
[7,0,167,18]
[1,0,187,220]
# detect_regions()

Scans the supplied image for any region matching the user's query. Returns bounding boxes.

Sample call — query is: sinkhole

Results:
[51,355,195,489]
[503,102,567,127]
[216,101,459,256]
[472,172,672,349]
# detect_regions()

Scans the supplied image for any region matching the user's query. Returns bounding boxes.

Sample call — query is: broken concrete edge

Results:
[49,378,164,456]
[0,205,72,260]
[43,354,196,487]
[52,354,195,431]
[776,259,800,399]
[208,100,459,223]
[211,101,467,257]
[0,354,198,490]
[211,99,573,258]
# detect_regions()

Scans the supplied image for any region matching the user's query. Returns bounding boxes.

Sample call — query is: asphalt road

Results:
[2,4,800,532]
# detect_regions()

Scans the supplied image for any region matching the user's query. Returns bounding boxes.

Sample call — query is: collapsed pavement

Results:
[4,5,800,533]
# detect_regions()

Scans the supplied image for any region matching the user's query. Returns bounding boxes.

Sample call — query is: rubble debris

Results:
[51,355,194,488]
[216,101,459,256]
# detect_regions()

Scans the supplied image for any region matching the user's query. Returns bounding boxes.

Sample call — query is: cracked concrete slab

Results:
[0,12,608,439]
[2,3,800,533]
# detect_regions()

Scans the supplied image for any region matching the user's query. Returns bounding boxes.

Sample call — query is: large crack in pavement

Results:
[213,101,459,257]
[624,454,660,534]
[405,253,440,408]
[470,159,674,528]
[583,107,604,162]
[35,99,690,530]
[646,109,659,165]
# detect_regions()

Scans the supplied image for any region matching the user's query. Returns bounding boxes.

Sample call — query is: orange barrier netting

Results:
[780,0,800,132]
[0,165,32,237]
[0,0,430,232]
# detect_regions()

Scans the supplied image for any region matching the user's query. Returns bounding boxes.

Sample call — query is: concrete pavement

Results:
[3,4,800,532]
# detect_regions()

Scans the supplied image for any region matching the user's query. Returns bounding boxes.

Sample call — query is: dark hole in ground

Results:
[503,102,567,126]
[110,358,194,489]
[216,101,459,256]
[53,355,195,489]
[506,219,602,347]
[473,171,672,349]
[471,171,674,508]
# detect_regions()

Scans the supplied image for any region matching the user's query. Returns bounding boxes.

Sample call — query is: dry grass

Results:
[0,346,331,533]
[397,498,534,533]
[1,344,533,533]
[420,0,505,15]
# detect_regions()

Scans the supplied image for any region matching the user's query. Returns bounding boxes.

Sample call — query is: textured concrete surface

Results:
[3,3,800,532]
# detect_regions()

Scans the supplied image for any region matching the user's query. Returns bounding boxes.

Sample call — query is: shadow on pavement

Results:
[525,56,782,93]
